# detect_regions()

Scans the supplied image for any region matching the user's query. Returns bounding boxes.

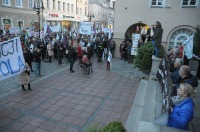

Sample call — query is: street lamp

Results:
[87,13,94,22]
[33,0,45,39]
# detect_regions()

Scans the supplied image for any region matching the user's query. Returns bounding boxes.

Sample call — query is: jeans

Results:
[154,45,159,57]
[34,62,41,76]
[70,59,75,71]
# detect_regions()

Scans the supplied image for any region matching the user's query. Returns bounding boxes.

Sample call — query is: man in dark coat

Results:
[68,45,76,72]
[57,41,64,64]
[153,21,163,57]
[177,65,199,89]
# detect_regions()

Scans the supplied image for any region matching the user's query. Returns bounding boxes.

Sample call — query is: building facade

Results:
[0,0,37,30]
[113,0,200,57]
[43,0,88,29]
[88,0,114,29]
[0,0,89,31]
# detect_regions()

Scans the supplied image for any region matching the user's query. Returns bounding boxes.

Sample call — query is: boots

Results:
[22,85,26,91]
[28,83,32,91]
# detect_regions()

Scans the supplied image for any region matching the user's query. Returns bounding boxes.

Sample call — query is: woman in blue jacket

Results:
[167,83,195,131]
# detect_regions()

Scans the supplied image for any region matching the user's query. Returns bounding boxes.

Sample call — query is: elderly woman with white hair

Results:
[168,83,195,131]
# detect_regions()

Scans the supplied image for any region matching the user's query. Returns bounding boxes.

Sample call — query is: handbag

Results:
[153,112,169,126]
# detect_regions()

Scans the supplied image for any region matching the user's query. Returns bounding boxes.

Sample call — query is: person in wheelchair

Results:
[80,55,93,74]
[81,55,92,67]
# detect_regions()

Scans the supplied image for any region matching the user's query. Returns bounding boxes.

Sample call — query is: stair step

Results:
[125,79,148,132]
[137,121,188,132]
[137,121,161,132]
[141,80,157,122]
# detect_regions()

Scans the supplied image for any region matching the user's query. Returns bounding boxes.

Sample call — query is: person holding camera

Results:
[19,61,31,91]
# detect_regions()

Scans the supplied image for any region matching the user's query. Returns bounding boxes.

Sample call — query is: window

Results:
[18,21,24,29]
[67,3,70,12]
[28,0,33,8]
[80,8,82,15]
[16,0,23,7]
[71,4,74,13]
[181,0,198,7]
[85,8,87,15]
[3,0,10,5]
[58,1,61,10]
[63,2,65,11]
[169,28,194,49]
[77,7,79,14]
[47,0,50,9]
[53,0,55,10]
[151,0,164,7]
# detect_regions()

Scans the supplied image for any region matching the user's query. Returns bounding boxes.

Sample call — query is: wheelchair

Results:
[79,62,93,74]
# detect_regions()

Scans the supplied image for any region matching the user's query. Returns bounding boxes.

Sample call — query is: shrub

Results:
[86,121,126,132]
[103,121,126,132]
[134,43,154,73]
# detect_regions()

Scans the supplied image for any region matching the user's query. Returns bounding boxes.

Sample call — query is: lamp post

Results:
[87,13,94,22]
[33,0,45,39]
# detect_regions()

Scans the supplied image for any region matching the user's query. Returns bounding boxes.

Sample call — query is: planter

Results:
[139,71,150,79]
[151,55,162,75]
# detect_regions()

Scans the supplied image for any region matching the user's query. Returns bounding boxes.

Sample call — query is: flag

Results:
[46,25,52,36]
[150,27,154,36]
[63,33,67,47]
[140,27,145,35]
[24,34,28,46]
[56,33,59,40]
[136,26,139,32]
[183,34,194,59]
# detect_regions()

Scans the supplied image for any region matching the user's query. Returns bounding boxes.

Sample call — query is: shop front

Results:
[44,12,62,27]
[62,15,75,29]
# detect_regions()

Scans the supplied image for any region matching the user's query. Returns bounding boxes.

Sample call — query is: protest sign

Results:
[9,27,20,34]
[0,37,25,81]
[79,22,92,35]
[51,24,61,32]
[131,34,140,55]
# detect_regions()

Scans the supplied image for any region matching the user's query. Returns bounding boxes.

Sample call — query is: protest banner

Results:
[0,37,25,81]
[102,28,111,33]
[131,33,140,55]
[9,27,20,34]
[51,24,61,32]
[79,22,92,35]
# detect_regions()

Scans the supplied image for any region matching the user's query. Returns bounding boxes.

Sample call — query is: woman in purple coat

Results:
[167,83,195,131]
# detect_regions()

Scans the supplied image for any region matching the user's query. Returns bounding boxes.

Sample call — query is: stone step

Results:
[141,80,157,122]
[137,121,189,132]
[125,79,148,132]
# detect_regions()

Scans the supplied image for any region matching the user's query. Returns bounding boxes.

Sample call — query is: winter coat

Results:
[171,68,181,86]
[107,51,112,62]
[47,43,54,56]
[68,47,76,60]
[153,27,163,46]
[19,63,30,85]
[176,74,199,89]
[167,97,194,131]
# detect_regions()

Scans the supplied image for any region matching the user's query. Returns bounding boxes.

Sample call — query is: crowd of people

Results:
[1,22,200,131]
[166,45,199,131]
[0,29,116,91]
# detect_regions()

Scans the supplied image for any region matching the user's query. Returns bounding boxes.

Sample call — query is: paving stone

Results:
[0,58,139,131]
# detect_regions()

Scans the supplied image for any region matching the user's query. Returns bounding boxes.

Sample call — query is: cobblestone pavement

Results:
[0,58,70,98]
[0,58,135,98]
[0,57,139,132]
